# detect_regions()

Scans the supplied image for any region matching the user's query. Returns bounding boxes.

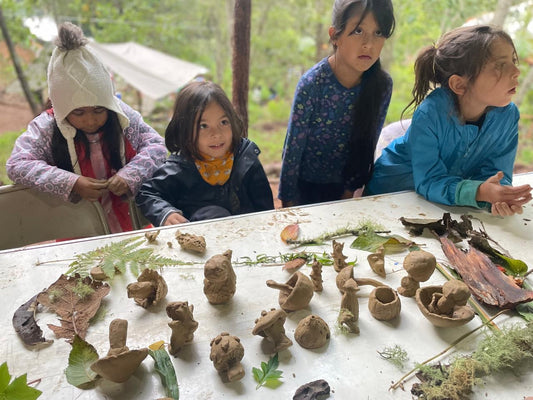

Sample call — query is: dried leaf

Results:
[282,258,306,272]
[280,224,299,244]
[37,275,110,340]
[12,294,53,347]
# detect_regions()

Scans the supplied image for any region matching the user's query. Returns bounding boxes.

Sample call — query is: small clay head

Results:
[403,250,436,282]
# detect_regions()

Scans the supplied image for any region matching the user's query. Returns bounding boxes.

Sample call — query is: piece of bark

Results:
[12,294,53,347]
[440,237,533,308]
[293,379,330,399]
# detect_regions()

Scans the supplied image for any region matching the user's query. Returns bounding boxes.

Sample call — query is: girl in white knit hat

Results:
[6,22,167,233]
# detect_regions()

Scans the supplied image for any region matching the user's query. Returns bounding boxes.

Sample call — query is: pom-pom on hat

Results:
[47,22,129,174]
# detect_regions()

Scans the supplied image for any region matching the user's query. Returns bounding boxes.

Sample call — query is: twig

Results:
[389,309,508,391]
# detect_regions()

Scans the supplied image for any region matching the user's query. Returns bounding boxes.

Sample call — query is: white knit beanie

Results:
[47,22,129,174]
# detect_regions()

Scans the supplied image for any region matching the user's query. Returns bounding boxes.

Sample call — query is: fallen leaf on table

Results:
[280,224,299,244]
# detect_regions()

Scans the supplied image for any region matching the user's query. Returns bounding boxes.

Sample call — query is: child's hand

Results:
[490,202,525,216]
[163,212,189,226]
[107,175,130,196]
[477,171,532,216]
[73,176,108,202]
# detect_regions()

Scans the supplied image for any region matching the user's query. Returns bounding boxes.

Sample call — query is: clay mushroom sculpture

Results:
[127,268,168,308]
[209,332,245,382]
[175,231,206,254]
[252,308,293,353]
[294,314,330,349]
[338,278,360,334]
[90,319,148,383]
[203,250,236,304]
[398,250,436,297]
[167,301,199,356]
[266,271,314,312]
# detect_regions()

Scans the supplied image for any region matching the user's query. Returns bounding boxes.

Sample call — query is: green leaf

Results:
[252,353,283,390]
[350,232,415,253]
[65,335,99,389]
[0,362,41,400]
[148,342,179,399]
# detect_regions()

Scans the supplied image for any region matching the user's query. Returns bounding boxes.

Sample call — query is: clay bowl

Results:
[368,286,401,321]
[415,286,475,328]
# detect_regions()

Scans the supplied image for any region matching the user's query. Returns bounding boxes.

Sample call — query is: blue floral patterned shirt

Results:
[278,57,392,202]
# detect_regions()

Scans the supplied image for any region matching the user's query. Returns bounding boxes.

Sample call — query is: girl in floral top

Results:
[279,0,395,207]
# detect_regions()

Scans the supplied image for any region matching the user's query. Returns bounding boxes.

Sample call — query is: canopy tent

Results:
[87,41,208,100]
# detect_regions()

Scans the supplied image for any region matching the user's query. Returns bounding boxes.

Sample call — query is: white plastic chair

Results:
[0,184,111,250]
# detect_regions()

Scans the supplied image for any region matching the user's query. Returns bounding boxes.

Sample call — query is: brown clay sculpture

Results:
[145,230,160,243]
[252,308,293,353]
[203,250,236,304]
[90,319,148,383]
[367,246,386,278]
[167,301,199,356]
[398,250,436,297]
[310,258,323,292]
[294,314,330,349]
[332,240,349,272]
[266,271,314,312]
[293,379,331,400]
[127,269,168,308]
[175,231,206,254]
[416,281,475,327]
[368,286,401,321]
[336,266,354,293]
[338,278,360,334]
[90,266,107,281]
[209,332,245,382]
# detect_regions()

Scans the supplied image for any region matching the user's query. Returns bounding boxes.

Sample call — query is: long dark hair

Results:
[331,0,395,188]
[165,81,244,161]
[51,110,124,172]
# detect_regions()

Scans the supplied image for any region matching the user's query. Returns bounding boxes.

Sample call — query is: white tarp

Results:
[87,41,208,100]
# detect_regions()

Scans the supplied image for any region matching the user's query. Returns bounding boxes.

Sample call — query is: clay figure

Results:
[203,250,236,304]
[209,332,245,382]
[90,266,107,281]
[338,278,360,334]
[267,271,314,312]
[310,258,323,292]
[398,250,436,297]
[416,284,475,327]
[294,315,330,349]
[167,301,199,356]
[336,266,354,293]
[367,246,386,277]
[332,240,349,272]
[127,269,168,308]
[368,286,401,321]
[252,308,293,353]
[145,230,160,243]
[90,319,148,383]
[176,231,206,254]
[293,379,331,400]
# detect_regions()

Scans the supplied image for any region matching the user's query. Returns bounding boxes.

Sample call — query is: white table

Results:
[1,174,532,399]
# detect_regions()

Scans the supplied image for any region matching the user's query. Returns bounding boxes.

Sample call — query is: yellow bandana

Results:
[195,152,234,185]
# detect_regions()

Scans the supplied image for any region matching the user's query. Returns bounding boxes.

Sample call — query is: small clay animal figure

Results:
[252,308,293,353]
[338,279,360,334]
[367,246,385,277]
[293,379,331,400]
[127,269,168,308]
[398,250,436,297]
[175,231,206,254]
[209,332,245,382]
[266,271,314,312]
[203,250,236,304]
[167,301,199,356]
[294,315,330,349]
[332,240,349,272]
[310,258,323,292]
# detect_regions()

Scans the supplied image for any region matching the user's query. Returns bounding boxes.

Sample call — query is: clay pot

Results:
[368,286,401,321]
[266,271,314,312]
[415,286,475,327]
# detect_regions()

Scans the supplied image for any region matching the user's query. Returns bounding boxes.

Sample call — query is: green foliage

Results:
[0,362,41,400]
[252,353,283,390]
[236,250,334,267]
[0,131,21,185]
[65,335,99,389]
[65,237,191,279]
[148,342,179,400]
[73,280,95,299]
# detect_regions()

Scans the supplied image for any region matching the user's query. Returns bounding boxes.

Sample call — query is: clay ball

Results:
[403,250,436,282]
[294,315,330,349]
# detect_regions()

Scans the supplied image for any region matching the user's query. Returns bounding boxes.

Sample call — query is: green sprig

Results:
[252,353,283,390]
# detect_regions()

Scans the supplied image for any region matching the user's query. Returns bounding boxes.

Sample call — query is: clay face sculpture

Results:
[203,250,236,304]
[294,315,330,349]
[209,332,245,382]
[368,286,401,321]
[338,278,360,334]
[398,250,436,297]
[175,231,206,254]
[367,246,386,278]
[90,319,148,383]
[266,271,314,312]
[252,308,293,353]
[310,258,323,292]
[127,269,168,308]
[332,240,349,272]
[167,301,199,356]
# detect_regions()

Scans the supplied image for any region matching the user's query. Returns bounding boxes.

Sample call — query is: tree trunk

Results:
[0,5,40,116]
[491,0,512,27]
[231,0,251,134]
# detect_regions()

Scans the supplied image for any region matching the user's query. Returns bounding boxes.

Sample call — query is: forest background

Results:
[1,0,533,187]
